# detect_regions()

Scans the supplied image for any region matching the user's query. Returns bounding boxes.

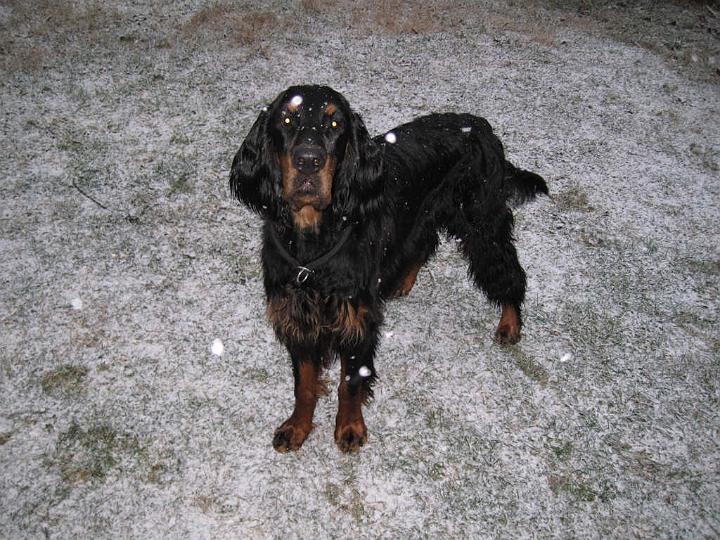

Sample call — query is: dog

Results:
[230,85,547,453]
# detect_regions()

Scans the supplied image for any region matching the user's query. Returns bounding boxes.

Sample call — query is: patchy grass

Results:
[41,365,89,397]
[555,184,592,212]
[0,1,124,72]
[56,423,144,484]
[525,0,720,82]
[548,473,615,503]
[506,346,550,386]
[181,4,280,53]
[350,0,460,35]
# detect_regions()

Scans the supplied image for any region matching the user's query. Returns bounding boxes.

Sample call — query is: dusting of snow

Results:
[384,131,397,144]
[0,2,718,539]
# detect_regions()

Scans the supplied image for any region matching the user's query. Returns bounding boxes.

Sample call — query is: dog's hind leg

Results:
[387,261,424,298]
[448,200,527,345]
[386,231,440,298]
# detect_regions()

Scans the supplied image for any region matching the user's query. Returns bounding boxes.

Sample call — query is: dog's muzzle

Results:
[292,145,327,175]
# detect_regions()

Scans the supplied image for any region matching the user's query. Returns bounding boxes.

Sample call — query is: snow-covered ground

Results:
[1,1,718,537]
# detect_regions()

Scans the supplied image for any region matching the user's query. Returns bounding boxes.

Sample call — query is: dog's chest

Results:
[266,287,368,346]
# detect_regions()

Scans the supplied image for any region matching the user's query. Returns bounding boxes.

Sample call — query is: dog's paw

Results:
[387,282,413,299]
[334,419,367,453]
[272,419,313,453]
[494,322,521,345]
[495,304,521,345]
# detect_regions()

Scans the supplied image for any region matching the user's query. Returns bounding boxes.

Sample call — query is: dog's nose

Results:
[292,145,326,174]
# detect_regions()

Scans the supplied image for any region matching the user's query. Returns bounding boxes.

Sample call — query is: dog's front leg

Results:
[335,333,378,453]
[273,347,324,453]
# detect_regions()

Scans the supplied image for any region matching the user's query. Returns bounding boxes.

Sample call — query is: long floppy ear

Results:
[332,112,384,220]
[229,109,283,219]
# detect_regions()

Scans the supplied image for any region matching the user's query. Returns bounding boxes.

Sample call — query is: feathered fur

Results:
[229,85,547,453]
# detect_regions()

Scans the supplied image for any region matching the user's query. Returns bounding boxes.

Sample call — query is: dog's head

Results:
[230,85,383,232]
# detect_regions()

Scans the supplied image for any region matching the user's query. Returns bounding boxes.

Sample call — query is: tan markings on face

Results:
[279,152,336,232]
[279,152,298,201]
[325,103,337,116]
[315,156,335,206]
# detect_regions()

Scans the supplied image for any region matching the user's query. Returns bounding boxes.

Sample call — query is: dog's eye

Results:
[331,120,338,129]
[283,117,292,126]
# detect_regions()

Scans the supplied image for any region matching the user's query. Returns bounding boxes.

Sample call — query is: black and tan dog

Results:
[230,85,547,453]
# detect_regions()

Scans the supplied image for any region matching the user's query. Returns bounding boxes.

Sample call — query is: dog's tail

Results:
[504,161,549,206]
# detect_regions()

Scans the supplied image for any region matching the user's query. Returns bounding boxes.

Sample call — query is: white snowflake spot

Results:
[384,132,397,144]
[211,338,225,356]
[358,366,371,378]
[290,95,303,107]
[461,127,472,133]
[70,297,83,310]
[560,352,573,363]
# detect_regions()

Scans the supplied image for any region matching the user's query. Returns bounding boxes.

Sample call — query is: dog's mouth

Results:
[296,176,318,195]
[290,175,325,209]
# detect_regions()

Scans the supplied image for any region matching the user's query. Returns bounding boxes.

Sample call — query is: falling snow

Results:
[358,366,371,378]
[211,338,225,356]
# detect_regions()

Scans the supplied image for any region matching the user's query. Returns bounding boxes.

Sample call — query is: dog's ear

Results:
[333,112,384,220]
[229,108,283,218]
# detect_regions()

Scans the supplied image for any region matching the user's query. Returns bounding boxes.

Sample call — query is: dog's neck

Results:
[271,211,353,260]
[291,205,323,232]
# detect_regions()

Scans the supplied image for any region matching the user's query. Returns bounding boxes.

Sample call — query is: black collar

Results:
[268,225,354,285]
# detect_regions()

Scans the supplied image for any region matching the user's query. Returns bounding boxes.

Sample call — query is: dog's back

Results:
[379,113,546,219]
[377,113,547,295]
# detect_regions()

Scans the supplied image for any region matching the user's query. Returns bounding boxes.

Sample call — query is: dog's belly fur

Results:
[266,288,370,349]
